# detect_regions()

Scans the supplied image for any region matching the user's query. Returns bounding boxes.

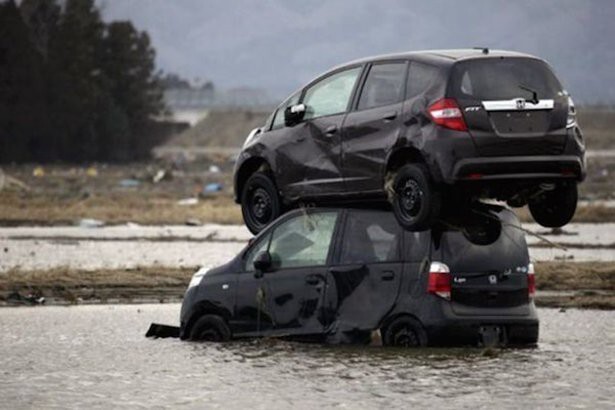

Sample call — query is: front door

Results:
[342,62,407,192]
[264,211,340,337]
[283,66,363,199]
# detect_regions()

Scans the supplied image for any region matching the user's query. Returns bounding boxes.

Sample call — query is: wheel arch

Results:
[379,312,426,337]
[234,156,272,203]
[182,301,232,340]
[385,147,427,175]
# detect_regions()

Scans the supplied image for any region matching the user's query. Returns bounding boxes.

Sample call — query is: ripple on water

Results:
[0,306,614,409]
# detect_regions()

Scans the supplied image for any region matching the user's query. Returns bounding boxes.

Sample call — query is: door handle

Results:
[381,271,395,281]
[325,125,338,136]
[382,111,398,122]
[329,264,365,274]
[305,274,321,285]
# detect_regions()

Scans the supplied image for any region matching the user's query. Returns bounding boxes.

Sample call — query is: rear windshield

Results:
[448,58,563,101]
[433,211,530,273]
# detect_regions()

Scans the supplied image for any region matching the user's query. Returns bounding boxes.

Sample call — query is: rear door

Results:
[325,210,403,333]
[435,210,532,316]
[342,61,408,192]
[448,57,569,156]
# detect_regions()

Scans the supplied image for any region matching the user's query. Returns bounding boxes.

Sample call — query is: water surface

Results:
[1,305,613,409]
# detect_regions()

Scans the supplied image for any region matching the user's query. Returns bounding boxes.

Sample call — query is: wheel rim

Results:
[393,326,420,347]
[249,186,272,227]
[196,327,222,342]
[398,179,423,218]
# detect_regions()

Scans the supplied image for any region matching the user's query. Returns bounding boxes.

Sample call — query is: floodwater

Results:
[1,223,614,272]
[1,305,613,409]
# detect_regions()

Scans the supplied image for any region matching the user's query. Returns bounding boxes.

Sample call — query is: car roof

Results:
[332,48,540,70]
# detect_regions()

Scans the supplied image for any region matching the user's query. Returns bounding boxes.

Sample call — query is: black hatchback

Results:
[234,49,585,233]
[179,206,538,347]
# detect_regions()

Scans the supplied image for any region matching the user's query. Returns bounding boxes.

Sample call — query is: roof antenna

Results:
[473,47,489,54]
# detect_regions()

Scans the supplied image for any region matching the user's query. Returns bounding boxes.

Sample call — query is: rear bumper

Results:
[422,127,586,185]
[452,155,585,182]
[423,303,539,346]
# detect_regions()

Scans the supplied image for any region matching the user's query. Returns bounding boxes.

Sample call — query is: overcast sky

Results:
[99,0,615,103]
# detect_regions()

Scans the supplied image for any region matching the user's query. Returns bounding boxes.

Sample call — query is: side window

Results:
[302,67,361,120]
[269,212,338,269]
[357,63,406,110]
[244,233,271,272]
[340,211,402,264]
[271,92,300,129]
[406,62,440,99]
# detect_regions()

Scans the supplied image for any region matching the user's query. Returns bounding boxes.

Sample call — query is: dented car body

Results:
[234,49,586,233]
[179,206,538,347]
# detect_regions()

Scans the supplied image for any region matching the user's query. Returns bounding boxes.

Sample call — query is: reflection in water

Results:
[1,305,614,409]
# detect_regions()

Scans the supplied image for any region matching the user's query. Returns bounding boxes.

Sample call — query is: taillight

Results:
[427,261,451,300]
[427,98,468,132]
[527,263,536,298]
[566,95,577,128]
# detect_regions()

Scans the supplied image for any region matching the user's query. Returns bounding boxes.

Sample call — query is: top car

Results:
[234,49,586,233]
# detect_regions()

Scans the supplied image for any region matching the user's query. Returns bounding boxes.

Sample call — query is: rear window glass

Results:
[357,63,406,110]
[406,62,442,99]
[433,211,529,273]
[449,58,562,101]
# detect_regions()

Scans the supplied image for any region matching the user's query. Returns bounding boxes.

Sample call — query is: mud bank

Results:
[1,262,614,309]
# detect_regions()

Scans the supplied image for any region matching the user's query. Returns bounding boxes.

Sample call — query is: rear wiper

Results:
[518,84,539,104]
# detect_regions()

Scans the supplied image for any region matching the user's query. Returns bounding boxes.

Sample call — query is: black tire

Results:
[391,163,440,231]
[382,316,428,348]
[241,172,282,234]
[189,314,231,342]
[528,183,578,228]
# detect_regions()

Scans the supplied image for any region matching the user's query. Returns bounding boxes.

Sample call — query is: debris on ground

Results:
[203,182,223,194]
[7,291,46,305]
[177,197,199,206]
[0,169,30,192]
[86,166,98,177]
[32,166,45,177]
[78,218,105,228]
[185,218,202,226]
[152,169,167,183]
[118,178,141,188]
[208,165,221,173]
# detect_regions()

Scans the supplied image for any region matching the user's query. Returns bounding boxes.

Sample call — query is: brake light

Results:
[527,263,536,298]
[427,262,451,300]
[428,98,468,132]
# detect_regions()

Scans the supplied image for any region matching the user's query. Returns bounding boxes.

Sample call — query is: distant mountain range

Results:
[99,0,615,104]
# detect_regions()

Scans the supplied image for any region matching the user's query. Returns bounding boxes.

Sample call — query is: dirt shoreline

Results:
[2,262,614,309]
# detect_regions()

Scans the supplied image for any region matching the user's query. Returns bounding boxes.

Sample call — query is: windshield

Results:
[448,58,563,101]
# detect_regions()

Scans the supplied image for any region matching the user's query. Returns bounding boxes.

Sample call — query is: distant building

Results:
[161,77,276,126]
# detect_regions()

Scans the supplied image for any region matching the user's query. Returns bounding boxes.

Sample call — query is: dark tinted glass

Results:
[357,63,406,110]
[340,211,401,264]
[406,62,441,99]
[449,58,562,100]
[434,210,530,273]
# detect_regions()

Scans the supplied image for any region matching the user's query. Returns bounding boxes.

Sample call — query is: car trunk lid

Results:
[448,57,569,156]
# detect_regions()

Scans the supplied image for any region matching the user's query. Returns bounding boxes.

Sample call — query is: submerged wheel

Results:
[189,314,231,342]
[391,164,440,231]
[528,183,578,228]
[382,316,427,348]
[241,172,281,234]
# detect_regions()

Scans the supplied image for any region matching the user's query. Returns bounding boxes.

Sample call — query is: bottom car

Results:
[179,205,538,347]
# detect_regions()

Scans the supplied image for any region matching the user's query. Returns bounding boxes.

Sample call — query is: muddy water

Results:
[1,306,614,409]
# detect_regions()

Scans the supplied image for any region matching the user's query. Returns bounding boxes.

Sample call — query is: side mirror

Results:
[253,251,272,277]
[284,103,306,126]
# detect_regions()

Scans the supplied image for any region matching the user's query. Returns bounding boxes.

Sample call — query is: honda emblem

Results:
[489,275,498,285]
